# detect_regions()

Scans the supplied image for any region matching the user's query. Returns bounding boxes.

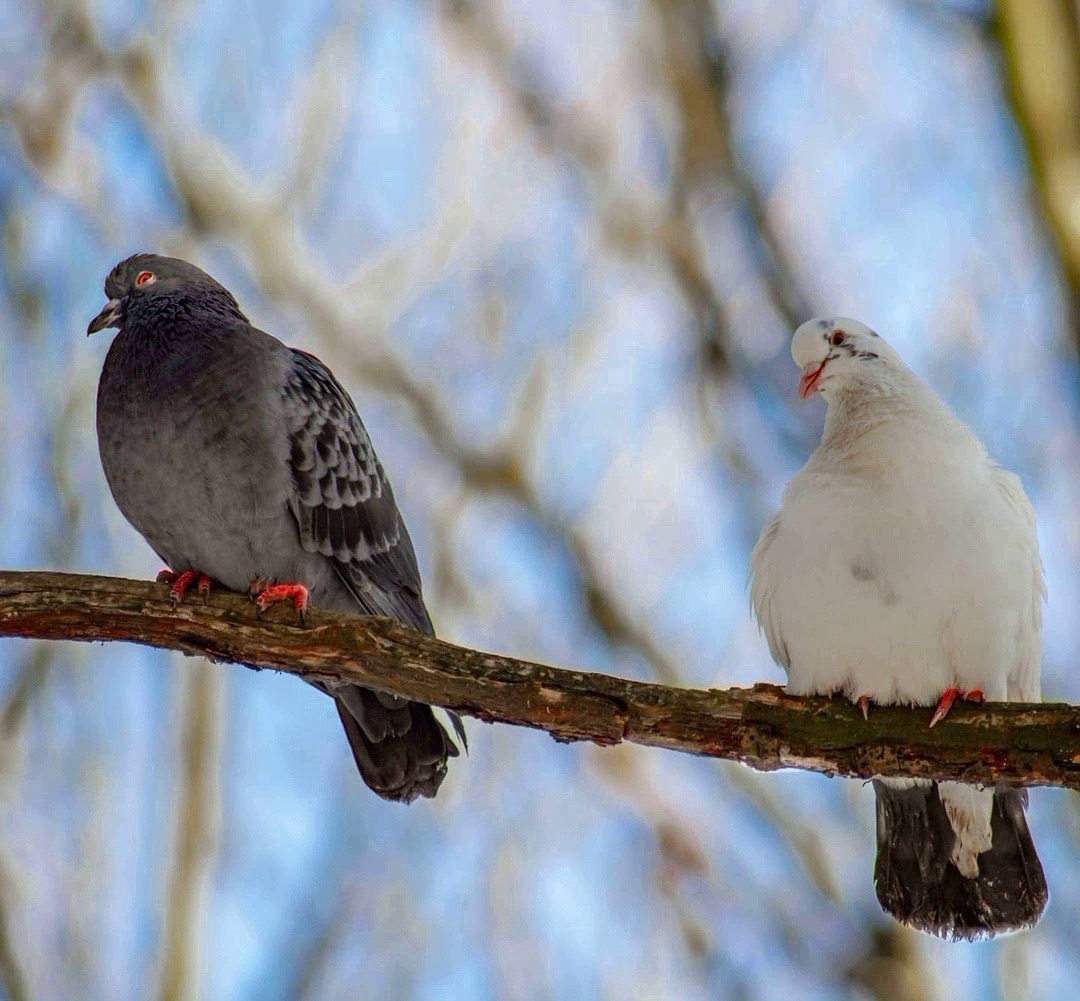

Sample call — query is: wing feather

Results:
[748,512,791,672]
[282,349,432,634]
[991,466,1044,702]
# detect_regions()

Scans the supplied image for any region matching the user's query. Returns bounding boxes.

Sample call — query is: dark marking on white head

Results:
[820,348,879,369]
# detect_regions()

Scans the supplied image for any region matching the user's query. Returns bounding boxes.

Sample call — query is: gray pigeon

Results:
[89,253,464,803]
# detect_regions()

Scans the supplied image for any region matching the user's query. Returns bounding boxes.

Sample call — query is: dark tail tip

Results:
[873,781,1047,940]
[335,686,461,804]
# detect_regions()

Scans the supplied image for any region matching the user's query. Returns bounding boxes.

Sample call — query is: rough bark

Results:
[0,570,1076,790]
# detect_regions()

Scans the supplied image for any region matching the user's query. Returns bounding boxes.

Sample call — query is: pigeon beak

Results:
[798,360,827,399]
[87,298,122,336]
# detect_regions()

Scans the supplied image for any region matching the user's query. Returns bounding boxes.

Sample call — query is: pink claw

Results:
[929,687,984,728]
[157,568,213,606]
[251,580,310,623]
[929,688,958,728]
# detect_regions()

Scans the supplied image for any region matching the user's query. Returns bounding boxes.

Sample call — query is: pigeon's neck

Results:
[818,368,970,467]
[109,322,199,383]
[114,295,246,370]
[124,291,247,341]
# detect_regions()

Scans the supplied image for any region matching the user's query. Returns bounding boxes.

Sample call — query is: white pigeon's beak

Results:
[798,359,827,399]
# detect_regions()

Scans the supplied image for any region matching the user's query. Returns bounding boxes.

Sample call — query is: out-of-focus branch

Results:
[1,571,1078,790]
[0,853,29,1001]
[998,0,1080,351]
[651,0,810,332]
[443,0,737,368]
[0,645,53,742]
[845,924,932,1001]
[444,0,810,341]
[156,662,221,1001]
[443,0,808,491]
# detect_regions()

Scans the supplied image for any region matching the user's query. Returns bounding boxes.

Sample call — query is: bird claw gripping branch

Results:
[249,578,310,623]
[157,567,213,605]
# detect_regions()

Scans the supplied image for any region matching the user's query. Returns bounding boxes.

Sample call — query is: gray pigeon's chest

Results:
[97,334,294,585]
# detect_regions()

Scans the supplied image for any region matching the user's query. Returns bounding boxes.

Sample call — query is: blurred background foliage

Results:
[0,0,1078,999]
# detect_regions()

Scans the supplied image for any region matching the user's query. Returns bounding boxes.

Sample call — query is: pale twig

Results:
[156,661,222,1001]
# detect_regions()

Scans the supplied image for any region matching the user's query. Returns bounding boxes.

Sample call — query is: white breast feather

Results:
[751,380,1042,706]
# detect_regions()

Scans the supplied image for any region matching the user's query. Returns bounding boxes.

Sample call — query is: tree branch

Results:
[0,570,1076,790]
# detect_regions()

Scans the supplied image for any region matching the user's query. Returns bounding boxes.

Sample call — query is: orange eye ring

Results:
[135,271,155,286]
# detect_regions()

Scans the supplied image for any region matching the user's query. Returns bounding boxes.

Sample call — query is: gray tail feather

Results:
[334,684,463,804]
[873,780,1047,940]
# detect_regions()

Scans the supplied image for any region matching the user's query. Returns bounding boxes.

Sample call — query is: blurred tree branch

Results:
[650,0,810,331]
[444,0,810,368]
[156,662,221,1001]
[0,852,30,1001]
[998,0,1080,351]
[1,570,1077,790]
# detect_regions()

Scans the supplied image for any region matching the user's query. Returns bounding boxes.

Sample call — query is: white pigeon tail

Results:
[750,317,1047,939]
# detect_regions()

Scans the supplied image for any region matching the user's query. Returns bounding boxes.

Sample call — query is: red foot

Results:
[157,567,213,605]
[250,579,310,623]
[929,687,984,728]
[856,695,873,721]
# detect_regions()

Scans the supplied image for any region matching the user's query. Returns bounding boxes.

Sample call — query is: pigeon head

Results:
[87,253,246,335]
[791,317,899,401]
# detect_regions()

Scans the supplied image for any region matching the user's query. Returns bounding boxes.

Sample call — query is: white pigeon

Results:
[749,317,1047,939]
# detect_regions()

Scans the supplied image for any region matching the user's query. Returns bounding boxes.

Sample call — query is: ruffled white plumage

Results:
[750,326,1042,708]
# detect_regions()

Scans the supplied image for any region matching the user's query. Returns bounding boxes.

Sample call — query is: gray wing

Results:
[282,349,433,634]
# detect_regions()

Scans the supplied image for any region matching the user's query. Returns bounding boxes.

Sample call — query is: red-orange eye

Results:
[135,271,154,286]
[830,330,845,346]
